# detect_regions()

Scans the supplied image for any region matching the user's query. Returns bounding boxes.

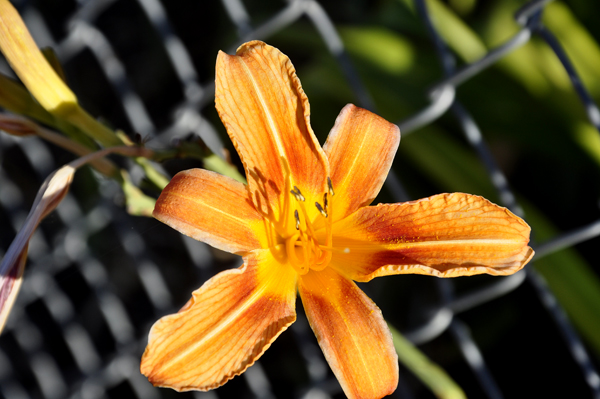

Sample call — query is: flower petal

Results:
[329,193,534,281]
[0,244,27,332]
[299,267,398,399]
[215,41,329,223]
[323,104,400,222]
[153,168,268,254]
[141,249,297,391]
[0,164,74,333]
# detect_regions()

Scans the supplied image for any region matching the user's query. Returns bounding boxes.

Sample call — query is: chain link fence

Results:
[1,0,600,398]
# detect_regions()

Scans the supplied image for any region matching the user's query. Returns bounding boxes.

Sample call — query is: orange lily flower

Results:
[141,41,533,399]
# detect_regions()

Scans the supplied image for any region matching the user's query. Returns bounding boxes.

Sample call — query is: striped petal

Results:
[153,168,268,254]
[0,244,27,332]
[141,249,297,391]
[298,267,398,399]
[215,41,329,224]
[329,193,534,281]
[323,104,400,222]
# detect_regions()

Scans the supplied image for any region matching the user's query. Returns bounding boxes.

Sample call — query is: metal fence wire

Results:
[1,0,600,398]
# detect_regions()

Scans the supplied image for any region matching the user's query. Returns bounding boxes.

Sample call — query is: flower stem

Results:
[63,105,124,147]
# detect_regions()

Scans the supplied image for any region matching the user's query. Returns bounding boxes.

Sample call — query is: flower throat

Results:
[284,177,335,275]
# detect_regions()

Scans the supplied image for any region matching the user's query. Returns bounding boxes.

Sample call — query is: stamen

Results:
[298,226,312,268]
[285,181,337,273]
[290,186,305,202]
[294,209,300,230]
[296,197,318,239]
[314,182,334,269]
[290,190,300,202]
[315,202,327,218]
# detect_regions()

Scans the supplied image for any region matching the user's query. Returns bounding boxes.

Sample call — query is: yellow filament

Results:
[294,189,324,263]
[284,180,336,273]
[314,191,333,269]
[299,228,312,269]
[296,200,318,240]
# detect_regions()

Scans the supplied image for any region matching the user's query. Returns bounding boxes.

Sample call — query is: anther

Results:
[291,186,305,202]
[294,209,300,230]
[327,177,335,196]
[290,189,299,201]
[315,202,328,217]
[323,193,328,211]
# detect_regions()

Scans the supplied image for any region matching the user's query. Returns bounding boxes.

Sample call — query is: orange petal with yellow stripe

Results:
[141,249,297,391]
[298,267,398,399]
[153,168,268,254]
[330,193,534,281]
[215,41,329,220]
[323,104,400,222]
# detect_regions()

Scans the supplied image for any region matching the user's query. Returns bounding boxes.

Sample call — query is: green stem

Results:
[202,153,246,183]
[388,323,466,399]
[135,157,170,190]
[151,142,246,184]
[0,74,98,149]
[63,105,123,147]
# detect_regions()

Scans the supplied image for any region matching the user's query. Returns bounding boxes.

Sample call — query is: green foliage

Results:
[389,324,466,399]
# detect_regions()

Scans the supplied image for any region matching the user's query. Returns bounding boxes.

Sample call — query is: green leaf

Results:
[388,324,466,399]
[543,2,600,95]
[203,153,246,184]
[396,0,487,62]
[0,73,99,149]
[120,171,156,217]
[339,27,415,76]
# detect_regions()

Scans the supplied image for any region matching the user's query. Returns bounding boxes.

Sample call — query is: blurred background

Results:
[1,0,600,398]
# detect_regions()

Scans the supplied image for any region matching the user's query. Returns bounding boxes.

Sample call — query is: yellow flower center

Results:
[282,179,335,275]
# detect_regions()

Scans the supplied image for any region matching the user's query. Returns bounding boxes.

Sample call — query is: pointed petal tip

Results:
[140,250,297,392]
[338,103,401,139]
[299,269,399,399]
[235,40,267,55]
[215,39,329,219]
[141,315,298,392]
[323,104,401,221]
[331,193,534,281]
[414,244,534,278]
[152,168,267,254]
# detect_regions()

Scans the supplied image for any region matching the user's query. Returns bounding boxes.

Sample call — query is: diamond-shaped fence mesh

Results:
[1,0,600,398]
